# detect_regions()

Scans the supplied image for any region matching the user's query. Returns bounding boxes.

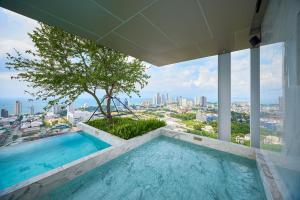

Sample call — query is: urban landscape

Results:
[0,93,283,150]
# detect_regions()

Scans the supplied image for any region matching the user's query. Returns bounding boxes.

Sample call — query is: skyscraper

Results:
[1,109,8,118]
[68,103,75,114]
[157,93,161,105]
[152,95,157,105]
[30,105,34,115]
[200,96,207,108]
[279,96,284,112]
[15,101,22,116]
[194,96,200,106]
[162,94,166,105]
[124,98,129,107]
[53,104,62,114]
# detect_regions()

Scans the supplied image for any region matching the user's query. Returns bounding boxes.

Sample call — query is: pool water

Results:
[41,136,266,200]
[0,131,110,190]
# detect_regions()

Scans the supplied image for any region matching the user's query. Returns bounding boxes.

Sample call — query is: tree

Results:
[6,23,149,120]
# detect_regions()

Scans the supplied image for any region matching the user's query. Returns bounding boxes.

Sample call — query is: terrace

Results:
[0,0,299,200]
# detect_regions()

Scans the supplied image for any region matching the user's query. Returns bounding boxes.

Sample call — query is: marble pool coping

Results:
[0,124,283,200]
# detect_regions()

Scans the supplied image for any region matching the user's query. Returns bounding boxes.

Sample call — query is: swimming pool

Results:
[0,131,111,190]
[40,136,266,200]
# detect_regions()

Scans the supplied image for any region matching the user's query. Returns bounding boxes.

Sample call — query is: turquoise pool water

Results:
[41,136,266,200]
[0,131,110,190]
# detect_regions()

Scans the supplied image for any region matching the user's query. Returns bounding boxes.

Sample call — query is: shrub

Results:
[170,113,196,121]
[87,118,166,140]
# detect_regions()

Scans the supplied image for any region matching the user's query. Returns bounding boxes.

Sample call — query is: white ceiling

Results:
[0,0,260,66]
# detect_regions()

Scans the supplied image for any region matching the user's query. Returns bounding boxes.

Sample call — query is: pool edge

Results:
[0,126,283,200]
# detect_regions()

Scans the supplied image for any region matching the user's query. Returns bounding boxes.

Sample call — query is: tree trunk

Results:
[85,89,107,118]
[106,96,112,121]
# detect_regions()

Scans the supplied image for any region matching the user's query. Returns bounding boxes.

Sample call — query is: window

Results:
[260,43,284,152]
[231,49,250,146]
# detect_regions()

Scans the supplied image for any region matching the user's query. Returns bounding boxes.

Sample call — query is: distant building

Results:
[279,96,284,112]
[196,110,207,122]
[181,98,187,107]
[67,103,75,114]
[162,94,166,105]
[141,99,151,107]
[15,101,22,116]
[67,110,91,125]
[1,109,8,118]
[124,98,129,107]
[156,93,161,105]
[194,96,200,106]
[200,96,207,108]
[30,105,34,115]
[166,93,169,103]
[152,96,157,105]
[53,104,62,114]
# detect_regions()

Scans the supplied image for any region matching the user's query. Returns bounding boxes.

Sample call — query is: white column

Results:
[250,47,260,148]
[218,53,231,141]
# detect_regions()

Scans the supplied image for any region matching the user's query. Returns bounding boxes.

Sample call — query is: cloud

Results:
[193,65,218,89]
[0,38,34,55]
[0,8,37,60]
[141,56,219,101]
[0,8,38,30]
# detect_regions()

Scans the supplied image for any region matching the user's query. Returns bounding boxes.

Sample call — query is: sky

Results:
[0,8,283,104]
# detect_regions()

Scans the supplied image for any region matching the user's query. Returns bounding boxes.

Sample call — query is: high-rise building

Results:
[15,101,22,116]
[194,96,201,106]
[200,96,207,108]
[279,96,284,112]
[152,96,157,105]
[30,105,34,115]
[157,93,161,105]
[124,98,129,107]
[53,104,62,114]
[162,94,166,105]
[1,109,8,118]
[67,103,75,114]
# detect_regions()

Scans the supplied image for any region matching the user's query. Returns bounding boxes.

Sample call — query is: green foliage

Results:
[187,129,218,139]
[205,121,218,133]
[231,111,249,123]
[231,122,249,135]
[6,23,149,118]
[12,135,19,140]
[170,113,196,121]
[143,110,164,118]
[87,117,166,140]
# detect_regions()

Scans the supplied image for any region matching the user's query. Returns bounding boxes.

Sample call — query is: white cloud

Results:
[193,66,217,89]
[0,8,38,30]
[0,38,34,56]
[0,8,37,59]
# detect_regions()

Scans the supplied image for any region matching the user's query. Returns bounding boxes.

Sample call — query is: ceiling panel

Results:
[0,0,262,66]
[100,32,150,59]
[199,0,255,52]
[25,0,122,37]
[95,0,154,20]
[0,0,101,41]
[115,14,175,54]
[142,0,212,46]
